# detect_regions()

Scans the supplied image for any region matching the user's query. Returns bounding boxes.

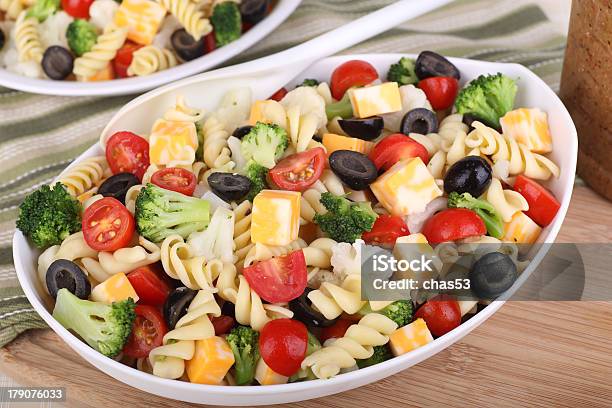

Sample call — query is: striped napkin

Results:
[0,0,566,347]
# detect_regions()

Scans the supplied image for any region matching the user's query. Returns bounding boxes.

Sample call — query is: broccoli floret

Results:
[454,73,517,128]
[16,183,81,248]
[387,57,418,86]
[241,122,288,169]
[66,19,98,57]
[297,79,319,88]
[25,0,59,22]
[356,345,392,368]
[359,300,413,327]
[226,325,259,385]
[447,191,504,239]
[135,183,210,242]
[210,1,241,47]
[325,92,353,120]
[52,288,135,357]
[243,160,268,202]
[314,192,378,243]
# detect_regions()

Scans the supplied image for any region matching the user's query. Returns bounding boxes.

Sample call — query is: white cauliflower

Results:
[213,87,253,133]
[382,84,433,132]
[187,206,235,264]
[88,0,118,31]
[330,239,363,277]
[280,86,327,130]
[39,11,74,49]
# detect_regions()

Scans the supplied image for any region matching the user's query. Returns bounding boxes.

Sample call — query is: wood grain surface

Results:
[1,185,611,408]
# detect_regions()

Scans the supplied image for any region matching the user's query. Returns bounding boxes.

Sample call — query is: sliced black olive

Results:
[329,150,377,191]
[221,300,235,318]
[207,172,252,202]
[443,156,492,197]
[240,0,269,24]
[401,108,438,135]
[163,287,197,330]
[338,116,384,141]
[0,29,5,51]
[42,46,74,81]
[415,50,460,80]
[46,259,91,299]
[171,29,206,61]
[232,125,253,139]
[470,252,518,298]
[98,173,140,204]
[289,288,338,328]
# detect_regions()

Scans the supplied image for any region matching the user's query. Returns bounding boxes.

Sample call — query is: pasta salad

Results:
[17,51,562,385]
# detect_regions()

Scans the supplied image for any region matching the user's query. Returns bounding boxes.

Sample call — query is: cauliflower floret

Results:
[39,11,74,48]
[382,84,433,132]
[280,86,327,130]
[213,87,253,133]
[330,239,363,277]
[89,0,119,31]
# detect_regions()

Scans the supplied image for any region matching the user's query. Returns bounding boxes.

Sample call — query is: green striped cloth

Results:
[0,0,566,347]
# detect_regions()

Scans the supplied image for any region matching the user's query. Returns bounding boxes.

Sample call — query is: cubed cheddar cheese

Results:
[254,358,288,385]
[248,100,286,128]
[251,190,300,246]
[82,63,115,82]
[371,157,442,216]
[502,211,542,244]
[249,100,267,125]
[322,133,374,155]
[349,82,402,118]
[389,318,433,356]
[114,0,166,45]
[186,336,235,385]
[91,273,139,304]
[500,108,553,154]
[149,119,198,166]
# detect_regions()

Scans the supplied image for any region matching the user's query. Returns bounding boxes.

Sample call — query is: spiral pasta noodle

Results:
[300,170,347,224]
[303,238,340,288]
[243,239,307,268]
[164,95,204,123]
[232,201,253,268]
[160,234,221,290]
[57,156,111,199]
[0,0,22,20]
[73,24,128,79]
[14,12,44,63]
[484,178,529,222]
[307,273,364,320]
[157,0,212,41]
[127,46,177,77]
[202,115,234,171]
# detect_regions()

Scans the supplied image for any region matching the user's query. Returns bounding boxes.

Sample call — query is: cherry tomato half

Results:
[243,250,307,303]
[362,215,410,246]
[269,147,326,191]
[414,295,461,337]
[259,319,308,376]
[151,167,196,196]
[122,305,168,358]
[269,87,288,101]
[113,41,143,78]
[418,77,459,111]
[105,131,150,181]
[61,0,94,18]
[513,175,560,227]
[319,318,353,343]
[82,197,135,251]
[204,31,216,53]
[421,208,486,244]
[211,315,235,335]
[369,133,429,171]
[127,265,171,306]
[330,60,379,100]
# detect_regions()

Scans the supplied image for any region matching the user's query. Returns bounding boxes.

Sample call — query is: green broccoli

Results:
[447,191,504,239]
[297,79,319,88]
[210,1,241,47]
[243,160,268,201]
[66,19,98,57]
[52,288,135,357]
[313,192,378,243]
[356,345,392,369]
[241,122,288,169]
[359,300,413,327]
[25,0,60,22]
[16,183,81,248]
[135,183,210,242]
[326,92,353,120]
[226,326,259,385]
[387,57,418,86]
[454,73,517,128]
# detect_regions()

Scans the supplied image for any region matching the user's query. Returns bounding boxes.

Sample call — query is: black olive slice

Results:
[232,125,254,139]
[470,252,518,298]
[338,116,384,141]
[415,50,461,80]
[42,46,74,81]
[46,259,91,299]
[163,287,197,330]
[329,150,377,191]
[207,172,252,202]
[240,0,269,24]
[401,108,439,135]
[289,288,338,328]
[171,29,206,61]
[98,173,140,204]
[443,156,492,197]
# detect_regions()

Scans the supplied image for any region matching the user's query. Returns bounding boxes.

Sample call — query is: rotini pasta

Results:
[484,178,529,222]
[156,0,212,41]
[232,201,253,268]
[57,156,111,199]
[243,239,307,268]
[0,0,22,20]
[14,12,43,63]
[202,114,234,171]
[164,95,204,123]
[73,24,128,79]
[127,45,177,77]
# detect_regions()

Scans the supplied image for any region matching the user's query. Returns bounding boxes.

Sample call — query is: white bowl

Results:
[13,54,577,405]
[0,0,300,97]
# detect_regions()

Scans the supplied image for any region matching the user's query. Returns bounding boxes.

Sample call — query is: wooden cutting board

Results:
[1,185,611,408]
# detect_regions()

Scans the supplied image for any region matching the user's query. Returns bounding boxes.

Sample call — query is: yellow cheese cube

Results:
[349,82,402,118]
[91,273,139,304]
[371,157,442,216]
[114,0,166,45]
[389,318,433,356]
[502,211,542,244]
[248,100,286,128]
[322,133,374,156]
[254,358,288,385]
[249,100,266,125]
[186,336,235,385]
[149,119,198,166]
[251,190,300,246]
[500,108,553,154]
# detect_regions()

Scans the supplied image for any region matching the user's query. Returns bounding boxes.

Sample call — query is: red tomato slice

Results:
[151,167,196,196]
[319,318,353,343]
[82,197,135,251]
[113,41,143,78]
[362,215,410,246]
[369,133,430,171]
[421,208,486,244]
[418,77,459,111]
[513,175,560,227]
[414,295,461,337]
[211,315,235,335]
[242,250,307,303]
[269,87,288,101]
[61,0,94,18]
[330,60,379,100]
[269,147,326,191]
[127,265,170,306]
[122,305,168,358]
[259,319,308,376]
[204,31,216,53]
[105,131,150,181]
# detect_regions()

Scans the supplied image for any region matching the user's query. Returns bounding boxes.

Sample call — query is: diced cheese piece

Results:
[249,100,266,125]
[248,100,286,128]
[500,108,553,154]
[389,318,433,356]
[149,119,198,166]
[458,300,478,317]
[251,190,300,246]
[254,358,288,385]
[502,211,542,244]
[322,133,374,155]
[371,157,442,216]
[186,336,235,385]
[91,273,139,304]
[349,82,402,118]
[82,63,115,82]
[114,0,166,45]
